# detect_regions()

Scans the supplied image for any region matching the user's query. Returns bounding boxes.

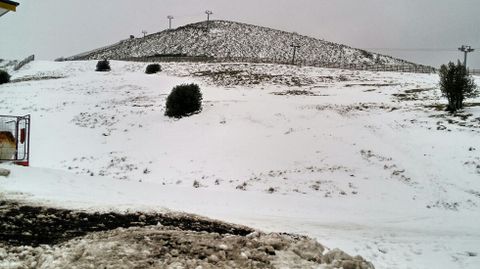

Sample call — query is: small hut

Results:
[0,0,19,17]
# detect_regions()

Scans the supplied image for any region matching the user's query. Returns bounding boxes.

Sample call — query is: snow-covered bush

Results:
[165,83,202,118]
[0,70,10,84]
[145,63,161,74]
[96,60,111,72]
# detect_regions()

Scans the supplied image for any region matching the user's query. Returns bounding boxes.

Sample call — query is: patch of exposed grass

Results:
[404,88,435,94]
[424,103,447,111]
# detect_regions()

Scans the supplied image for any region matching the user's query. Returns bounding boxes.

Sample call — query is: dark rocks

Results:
[0,200,254,246]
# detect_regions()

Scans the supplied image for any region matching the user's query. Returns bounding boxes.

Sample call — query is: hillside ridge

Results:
[67,20,422,67]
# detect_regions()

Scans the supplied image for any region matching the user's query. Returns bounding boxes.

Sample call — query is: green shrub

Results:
[165,83,203,118]
[96,59,110,72]
[439,61,478,112]
[145,63,161,74]
[0,70,10,84]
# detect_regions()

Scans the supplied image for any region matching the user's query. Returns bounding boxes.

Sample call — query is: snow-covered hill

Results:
[67,20,418,67]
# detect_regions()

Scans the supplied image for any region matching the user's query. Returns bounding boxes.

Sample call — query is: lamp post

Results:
[167,15,174,29]
[205,10,213,31]
[458,45,475,68]
[291,44,300,65]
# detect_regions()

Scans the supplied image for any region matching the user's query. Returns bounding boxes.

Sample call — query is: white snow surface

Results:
[1,60,480,269]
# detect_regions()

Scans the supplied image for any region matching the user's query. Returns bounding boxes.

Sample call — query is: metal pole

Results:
[205,10,213,31]
[458,45,475,69]
[25,115,30,166]
[167,15,174,29]
[14,117,18,161]
[291,44,300,65]
[292,47,296,65]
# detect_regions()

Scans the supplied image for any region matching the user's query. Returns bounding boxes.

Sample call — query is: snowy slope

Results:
[67,20,417,66]
[0,60,480,269]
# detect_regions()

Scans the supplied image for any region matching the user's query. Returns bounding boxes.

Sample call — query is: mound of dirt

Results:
[0,200,375,269]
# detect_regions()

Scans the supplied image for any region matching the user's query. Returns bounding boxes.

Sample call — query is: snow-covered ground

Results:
[1,60,479,269]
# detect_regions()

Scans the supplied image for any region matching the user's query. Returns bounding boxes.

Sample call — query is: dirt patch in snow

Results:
[192,69,316,87]
[0,200,253,246]
[302,103,400,116]
[0,200,375,269]
[344,83,400,87]
[10,75,65,83]
[272,89,326,96]
[166,63,336,87]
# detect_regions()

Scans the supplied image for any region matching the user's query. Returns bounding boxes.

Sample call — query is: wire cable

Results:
[362,48,462,52]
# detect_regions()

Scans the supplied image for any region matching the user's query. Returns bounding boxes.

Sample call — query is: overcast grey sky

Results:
[1,0,479,68]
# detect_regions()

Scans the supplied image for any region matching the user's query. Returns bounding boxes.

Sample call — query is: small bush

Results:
[0,70,10,84]
[236,182,247,191]
[267,187,276,194]
[439,61,478,112]
[165,83,203,118]
[96,59,111,72]
[145,63,161,74]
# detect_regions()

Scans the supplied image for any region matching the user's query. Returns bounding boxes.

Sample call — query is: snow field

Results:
[0,60,479,268]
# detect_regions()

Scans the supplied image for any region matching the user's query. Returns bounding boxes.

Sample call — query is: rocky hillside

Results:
[68,20,416,66]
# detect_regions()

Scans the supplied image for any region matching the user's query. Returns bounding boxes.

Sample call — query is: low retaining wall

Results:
[13,55,35,71]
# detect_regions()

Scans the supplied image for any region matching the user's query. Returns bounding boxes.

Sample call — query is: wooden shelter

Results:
[0,0,19,17]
